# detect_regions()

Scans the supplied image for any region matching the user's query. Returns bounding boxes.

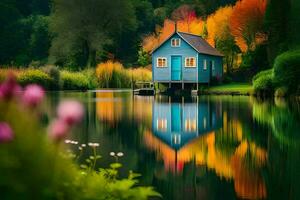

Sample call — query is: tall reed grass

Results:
[1,61,152,89]
[96,61,152,88]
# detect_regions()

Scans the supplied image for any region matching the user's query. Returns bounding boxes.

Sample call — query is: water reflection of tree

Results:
[252,98,300,145]
[144,109,268,199]
[71,92,300,200]
[252,98,300,200]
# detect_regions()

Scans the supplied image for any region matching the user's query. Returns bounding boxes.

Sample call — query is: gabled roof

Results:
[151,31,224,57]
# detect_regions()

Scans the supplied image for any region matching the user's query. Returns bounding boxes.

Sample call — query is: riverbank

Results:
[0,64,151,91]
[202,83,254,96]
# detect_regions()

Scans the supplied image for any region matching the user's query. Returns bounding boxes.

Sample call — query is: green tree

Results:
[137,49,151,67]
[49,0,137,68]
[264,0,291,63]
[29,15,51,62]
[0,2,23,64]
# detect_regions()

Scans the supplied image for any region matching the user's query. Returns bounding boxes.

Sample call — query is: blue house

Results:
[151,30,223,89]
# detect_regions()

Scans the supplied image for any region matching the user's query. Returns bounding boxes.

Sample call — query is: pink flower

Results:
[0,73,22,100]
[22,84,45,107]
[48,119,70,142]
[0,122,14,143]
[57,100,84,125]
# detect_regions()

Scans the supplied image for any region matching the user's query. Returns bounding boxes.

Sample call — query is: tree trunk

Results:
[86,49,96,68]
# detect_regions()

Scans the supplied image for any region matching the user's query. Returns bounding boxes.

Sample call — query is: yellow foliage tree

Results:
[206,6,234,47]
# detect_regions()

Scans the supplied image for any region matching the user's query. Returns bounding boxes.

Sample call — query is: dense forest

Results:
[0,0,300,92]
[0,0,258,68]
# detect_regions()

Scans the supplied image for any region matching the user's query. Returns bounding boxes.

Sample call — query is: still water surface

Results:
[45,91,300,200]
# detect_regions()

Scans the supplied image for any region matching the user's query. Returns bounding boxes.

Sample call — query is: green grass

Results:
[206,83,253,94]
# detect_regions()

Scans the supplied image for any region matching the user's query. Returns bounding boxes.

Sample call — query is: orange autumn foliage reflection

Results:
[144,117,268,199]
[232,141,267,199]
[96,92,153,127]
[96,92,123,125]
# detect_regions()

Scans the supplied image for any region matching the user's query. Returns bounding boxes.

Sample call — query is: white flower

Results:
[81,144,86,147]
[117,152,124,157]
[110,152,115,156]
[78,147,83,150]
[88,142,99,147]
[64,139,71,144]
[93,143,99,147]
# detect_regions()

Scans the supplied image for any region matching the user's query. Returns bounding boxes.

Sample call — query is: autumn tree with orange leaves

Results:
[207,6,240,73]
[207,6,233,47]
[229,0,267,52]
[142,6,205,53]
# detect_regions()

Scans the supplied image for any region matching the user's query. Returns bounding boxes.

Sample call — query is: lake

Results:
[45,91,300,200]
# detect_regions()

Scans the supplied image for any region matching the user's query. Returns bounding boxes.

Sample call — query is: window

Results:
[203,59,207,70]
[211,61,215,71]
[185,119,197,132]
[172,134,181,145]
[157,118,167,132]
[157,57,167,67]
[171,38,181,47]
[185,57,196,67]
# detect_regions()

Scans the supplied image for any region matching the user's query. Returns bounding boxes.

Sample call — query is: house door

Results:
[171,56,182,81]
[171,103,181,133]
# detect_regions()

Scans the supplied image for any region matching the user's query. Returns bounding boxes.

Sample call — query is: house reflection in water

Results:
[153,96,222,151]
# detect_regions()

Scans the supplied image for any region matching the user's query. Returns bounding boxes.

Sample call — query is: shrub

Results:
[82,69,98,89]
[18,69,53,89]
[240,44,269,71]
[41,65,61,89]
[252,69,274,93]
[273,50,300,94]
[0,69,10,83]
[222,75,232,84]
[137,49,151,67]
[60,71,90,90]
[0,69,21,83]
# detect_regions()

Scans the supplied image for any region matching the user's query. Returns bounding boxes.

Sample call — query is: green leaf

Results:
[110,163,122,169]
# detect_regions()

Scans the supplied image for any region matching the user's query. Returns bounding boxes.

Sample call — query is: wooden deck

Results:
[133,81,201,96]
[133,82,155,96]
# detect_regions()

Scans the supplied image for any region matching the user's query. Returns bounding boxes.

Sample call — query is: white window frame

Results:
[203,59,207,70]
[157,118,167,132]
[172,134,181,145]
[185,57,196,68]
[156,57,167,68]
[171,38,181,47]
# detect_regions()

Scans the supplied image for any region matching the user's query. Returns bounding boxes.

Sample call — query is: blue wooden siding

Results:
[197,54,223,83]
[152,33,223,83]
